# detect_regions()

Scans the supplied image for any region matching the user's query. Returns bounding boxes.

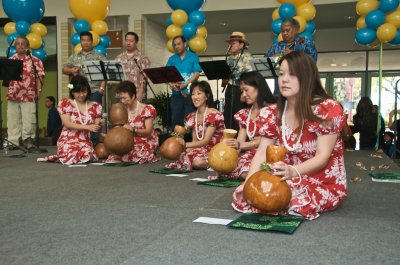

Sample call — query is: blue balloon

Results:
[189,10,206,26]
[279,3,296,19]
[167,0,205,14]
[7,32,20,44]
[271,19,282,35]
[32,48,47,61]
[71,33,81,46]
[273,36,278,44]
[305,21,316,34]
[388,29,400,45]
[2,0,45,24]
[74,19,90,34]
[16,20,30,36]
[94,45,107,56]
[40,40,45,49]
[167,15,173,26]
[355,28,377,45]
[182,22,197,40]
[365,9,385,29]
[299,31,314,41]
[99,35,111,48]
[380,0,400,13]
[5,46,16,57]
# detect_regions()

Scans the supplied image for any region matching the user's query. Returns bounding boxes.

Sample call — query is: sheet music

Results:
[83,60,126,81]
[250,57,280,78]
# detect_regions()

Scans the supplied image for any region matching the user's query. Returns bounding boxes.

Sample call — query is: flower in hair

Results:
[67,84,74,90]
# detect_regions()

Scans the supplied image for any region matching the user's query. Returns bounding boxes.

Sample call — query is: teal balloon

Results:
[365,9,385,29]
[94,45,107,56]
[99,35,111,48]
[32,48,47,61]
[273,36,278,44]
[40,40,45,49]
[355,28,377,45]
[16,20,30,36]
[388,29,400,45]
[166,0,205,14]
[299,31,314,41]
[74,20,90,34]
[5,46,16,57]
[279,3,296,19]
[167,16,173,26]
[71,33,81,46]
[380,0,399,13]
[7,32,20,44]
[182,22,197,40]
[305,21,316,34]
[189,10,205,26]
[2,0,45,24]
[272,19,282,35]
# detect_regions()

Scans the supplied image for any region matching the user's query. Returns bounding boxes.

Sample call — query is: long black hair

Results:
[239,71,276,108]
[189,80,216,108]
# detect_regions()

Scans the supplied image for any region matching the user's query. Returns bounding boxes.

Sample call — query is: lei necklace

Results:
[73,99,88,125]
[195,106,208,140]
[246,106,257,140]
[281,101,303,151]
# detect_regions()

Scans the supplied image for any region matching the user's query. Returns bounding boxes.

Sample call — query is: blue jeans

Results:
[170,94,194,129]
[89,91,103,145]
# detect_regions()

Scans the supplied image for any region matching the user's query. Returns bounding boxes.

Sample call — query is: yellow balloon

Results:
[26,33,43,49]
[188,36,207,53]
[171,9,188,27]
[4,22,16,35]
[74,43,82,54]
[89,31,100,46]
[356,17,367,30]
[272,8,280,20]
[278,33,283,42]
[293,16,306,33]
[91,20,108,36]
[377,23,397,43]
[30,23,47,37]
[297,2,316,21]
[166,24,182,39]
[69,0,110,24]
[196,25,208,38]
[356,0,379,16]
[368,38,381,48]
[385,9,400,28]
[167,39,175,53]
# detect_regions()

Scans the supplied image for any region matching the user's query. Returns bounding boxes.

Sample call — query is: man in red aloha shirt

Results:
[6,36,45,150]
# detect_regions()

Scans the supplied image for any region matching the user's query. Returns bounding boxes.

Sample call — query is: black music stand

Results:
[143,66,184,131]
[250,57,280,97]
[0,58,27,156]
[200,60,231,110]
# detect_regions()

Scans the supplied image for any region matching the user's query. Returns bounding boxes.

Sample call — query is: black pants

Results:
[223,84,245,131]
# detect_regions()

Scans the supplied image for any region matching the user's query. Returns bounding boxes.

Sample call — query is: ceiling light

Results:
[219,22,228,27]
[330,64,337,67]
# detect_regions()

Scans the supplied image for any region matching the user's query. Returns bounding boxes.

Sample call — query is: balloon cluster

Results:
[68,0,111,56]
[2,0,47,61]
[355,0,400,47]
[165,0,207,53]
[271,0,317,43]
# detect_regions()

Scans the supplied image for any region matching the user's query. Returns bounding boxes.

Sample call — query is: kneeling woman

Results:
[166,81,225,170]
[232,52,347,220]
[37,75,102,165]
[107,81,159,164]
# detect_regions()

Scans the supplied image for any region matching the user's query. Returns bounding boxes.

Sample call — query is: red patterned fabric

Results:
[7,54,45,102]
[166,110,225,170]
[107,104,160,164]
[37,99,102,165]
[232,99,347,220]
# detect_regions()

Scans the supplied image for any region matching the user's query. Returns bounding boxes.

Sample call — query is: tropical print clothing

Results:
[265,36,318,61]
[115,50,150,92]
[226,51,253,85]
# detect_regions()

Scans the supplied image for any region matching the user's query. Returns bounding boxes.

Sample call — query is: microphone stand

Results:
[27,51,47,154]
[133,58,156,101]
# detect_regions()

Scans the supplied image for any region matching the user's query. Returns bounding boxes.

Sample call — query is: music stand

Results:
[143,66,184,131]
[83,60,126,82]
[250,57,280,97]
[199,60,231,110]
[0,58,27,156]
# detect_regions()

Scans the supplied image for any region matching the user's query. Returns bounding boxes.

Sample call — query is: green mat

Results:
[149,168,192,174]
[102,162,139,167]
[228,213,305,234]
[197,177,244,188]
[370,172,400,183]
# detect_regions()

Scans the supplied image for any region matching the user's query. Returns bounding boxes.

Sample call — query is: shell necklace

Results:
[281,101,303,151]
[195,106,208,140]
[73,99,88,125]
[246,106,257,140]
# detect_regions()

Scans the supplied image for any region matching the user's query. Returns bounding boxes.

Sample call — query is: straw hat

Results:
[225,32,249,46]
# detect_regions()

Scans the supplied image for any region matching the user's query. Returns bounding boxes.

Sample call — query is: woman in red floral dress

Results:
[209,71,276,179]
[106,81,159,164]
[37,75,102,165]
[233,52,347,220]
[165,81,225,170]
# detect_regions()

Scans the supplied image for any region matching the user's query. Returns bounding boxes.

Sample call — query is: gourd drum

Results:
[110,103,128,126]
[243,145,291,212]
[208,129,238,174]
[104,126,134,156]
[160,125,187,160]
[94,143,110,159]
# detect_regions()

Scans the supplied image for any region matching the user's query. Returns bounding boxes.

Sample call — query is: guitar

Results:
[285,37,305,51]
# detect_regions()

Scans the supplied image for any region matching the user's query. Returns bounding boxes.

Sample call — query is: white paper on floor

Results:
[68,164,87,167]
[190,178,209,182]
[193,217,233,225]
[165,174,188,177]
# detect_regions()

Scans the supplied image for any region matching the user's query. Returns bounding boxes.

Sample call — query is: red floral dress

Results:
[106,104,160,164]
[37,99,102,165]
[165,110,225,170]
[232,99,348,220]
